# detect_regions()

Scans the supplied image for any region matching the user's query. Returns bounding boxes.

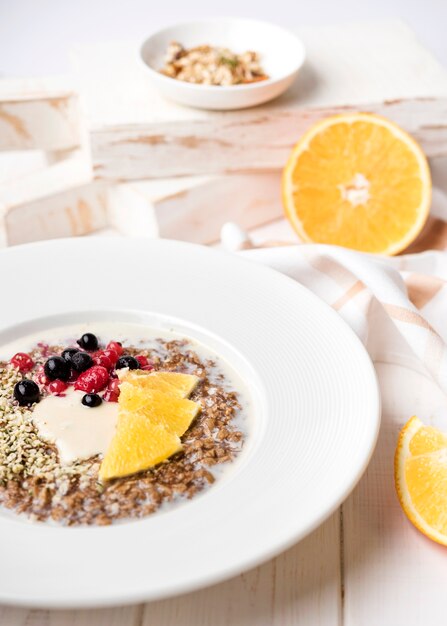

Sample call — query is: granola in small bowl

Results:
[160,41,269,86]
[0,323,247,526]
[140,19,305,109]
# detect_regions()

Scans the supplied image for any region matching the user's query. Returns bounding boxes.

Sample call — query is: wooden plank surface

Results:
[141,514,341,626]
[0,77,81,151]
[0,163,282,246]
[344,362,447,626]
[71,21,447,179]
[108,172,282,242]
[0,148,104,246]
[3,179,109,246]
[88,97,447,180]
[0,604,143,626]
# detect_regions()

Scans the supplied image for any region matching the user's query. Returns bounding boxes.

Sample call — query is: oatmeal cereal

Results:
[0,325,247,525]
[160,41,269,86]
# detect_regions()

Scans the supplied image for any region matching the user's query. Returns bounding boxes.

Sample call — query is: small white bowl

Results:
[139,18,306,110]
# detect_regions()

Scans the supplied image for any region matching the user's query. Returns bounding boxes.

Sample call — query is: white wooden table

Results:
[1,216,446,626]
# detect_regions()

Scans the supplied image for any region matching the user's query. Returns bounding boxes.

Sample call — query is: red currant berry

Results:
[136,355,149,367]
[10,352,34,373]
[48,379,68,395]
[103,378,120,403]
[103,348,119,364]
[108,379,120,394]
[93,352,114,370]
[107,341,123,356]
[103,390,118,402]
[74,366,109,394]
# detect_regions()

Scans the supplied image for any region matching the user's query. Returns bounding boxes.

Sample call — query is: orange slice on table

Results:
[282,113,431,255]
[99,371,200,481]
[395,416,447,545]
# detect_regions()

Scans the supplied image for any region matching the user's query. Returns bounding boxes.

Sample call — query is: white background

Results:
[0,0,446,77]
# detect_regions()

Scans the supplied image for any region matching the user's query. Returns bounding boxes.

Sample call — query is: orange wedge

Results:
[121,370,199,398]
[282,113,431,255]
[118,383,200,436]
[395,416,447,545]
[99,418,181,481]
[99,371,200,481]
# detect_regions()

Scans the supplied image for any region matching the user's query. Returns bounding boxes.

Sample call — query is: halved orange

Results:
[395,416,447,545]
[282,113,431,255]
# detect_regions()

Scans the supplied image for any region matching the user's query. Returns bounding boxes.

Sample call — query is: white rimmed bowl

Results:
[139,18,305,110]
[0,238,380,608]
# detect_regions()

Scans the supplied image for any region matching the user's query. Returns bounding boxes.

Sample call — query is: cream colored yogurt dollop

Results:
[32,387,119,464]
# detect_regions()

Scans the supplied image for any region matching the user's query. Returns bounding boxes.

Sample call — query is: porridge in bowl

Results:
[0,323,248,525]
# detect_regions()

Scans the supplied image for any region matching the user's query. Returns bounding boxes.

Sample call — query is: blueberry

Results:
[72,351,93,372]
[81,393,102,408]
[61,348,78,365]
[115,355,139,370]
[77,333,99,352]
[14,380,40,406]
[44,356,70,381]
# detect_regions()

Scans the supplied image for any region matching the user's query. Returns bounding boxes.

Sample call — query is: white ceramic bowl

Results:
[0,238,380,607]
[139,18,305,110]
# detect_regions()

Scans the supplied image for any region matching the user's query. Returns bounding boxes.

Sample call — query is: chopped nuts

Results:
[160,41,269,86]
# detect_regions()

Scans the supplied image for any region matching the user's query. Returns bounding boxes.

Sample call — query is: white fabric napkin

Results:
[221,223,447,397]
